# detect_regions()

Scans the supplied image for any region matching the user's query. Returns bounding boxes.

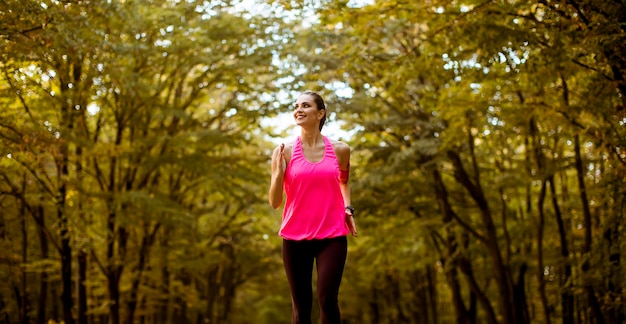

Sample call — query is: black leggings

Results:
[282,236,348,324]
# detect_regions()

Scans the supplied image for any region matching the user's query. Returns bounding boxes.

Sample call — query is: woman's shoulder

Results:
[273,137,297,150]
[272,138,296,160]
[329,139,350,166]
[329,139,350,160]
[329,139,350,151]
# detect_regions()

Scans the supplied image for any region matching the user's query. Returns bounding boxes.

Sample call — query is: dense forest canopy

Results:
[0,0,624,323]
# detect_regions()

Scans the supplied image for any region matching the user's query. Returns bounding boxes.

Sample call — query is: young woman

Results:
[269,91,358,324]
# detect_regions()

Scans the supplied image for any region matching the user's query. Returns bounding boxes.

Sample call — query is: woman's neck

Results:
[300,127,323,148]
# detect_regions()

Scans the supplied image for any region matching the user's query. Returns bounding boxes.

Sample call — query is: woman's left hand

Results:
[346,213,358,237]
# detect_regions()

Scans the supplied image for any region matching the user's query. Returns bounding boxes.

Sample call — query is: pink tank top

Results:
[279,136,350,240]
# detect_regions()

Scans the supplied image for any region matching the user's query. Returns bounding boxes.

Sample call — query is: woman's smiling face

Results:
[293,94,324,127]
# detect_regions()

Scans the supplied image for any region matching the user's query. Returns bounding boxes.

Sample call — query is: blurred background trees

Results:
[0,0,624,323]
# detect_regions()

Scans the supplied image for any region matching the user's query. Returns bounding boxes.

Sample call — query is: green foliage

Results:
[285,0,626,323]
[0,0,288,323]
[1,0,625,323]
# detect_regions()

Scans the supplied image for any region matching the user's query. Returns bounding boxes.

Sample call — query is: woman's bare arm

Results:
[334,141,358,236]
[269,144,288,209]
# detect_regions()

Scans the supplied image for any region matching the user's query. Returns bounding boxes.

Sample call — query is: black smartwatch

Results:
[345,206,355,216]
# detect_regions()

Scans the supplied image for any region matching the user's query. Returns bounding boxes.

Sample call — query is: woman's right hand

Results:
[273,143,287,175]
[269,143,287,208]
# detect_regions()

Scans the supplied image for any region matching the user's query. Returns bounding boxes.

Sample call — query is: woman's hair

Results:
[301,91,326,131]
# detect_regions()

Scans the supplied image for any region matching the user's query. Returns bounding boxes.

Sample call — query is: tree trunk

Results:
[60,214,74,324]
[513,263,530,324]
[604,212,624,324]
[459,111,520,323]
[160,230,172,324]
[37,264,49,324]
[409,270,428,323]
[427,266,438,324]
[106,222,127,324]
[409,267,438,324]
[0,299,9,323]
[20,184,30,324]
[431,168,471,324]
[127,224,160,324]
[177,271,192,324]
[106,124,125,324]
[536,181,551,324]
[548,177,574,324]
[75,144,88,324]
[106,265,120,324]
[458,256,497,324]
[385,271,408,323]
[36,205,49,324]
[51,285,60,321]
[57,56,85,324]
[78,251,87,324]
[219,259,237,323]
[529,116,551,324]
[574,135,605,324]
[205,266,219,323]
[447,151,518,323]
[369,284,380,324]
[1,208,12,323]
[602,161,624,324]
